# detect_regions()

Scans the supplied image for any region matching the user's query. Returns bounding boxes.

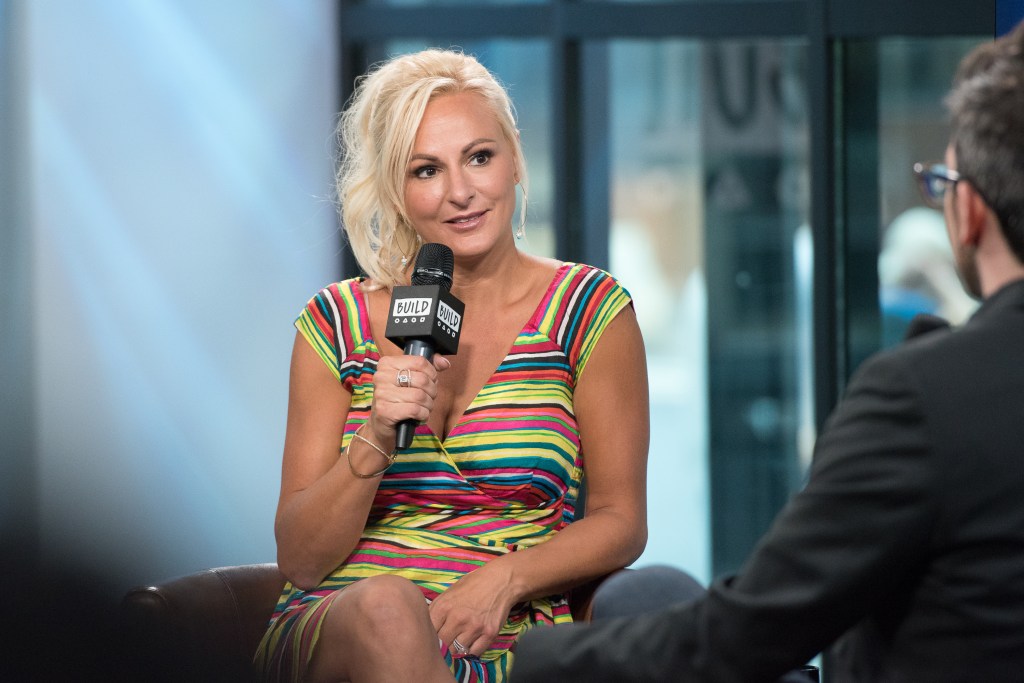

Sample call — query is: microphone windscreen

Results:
[412,243,454,290]
[904,313,951,341]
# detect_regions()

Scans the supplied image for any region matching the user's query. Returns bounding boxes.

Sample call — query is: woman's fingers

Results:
[368,356,442,440]
[464,632,491,658]
[444,628,492,659]
[431,597,501,659]
[443,624,495,658]
[380,356,440,396]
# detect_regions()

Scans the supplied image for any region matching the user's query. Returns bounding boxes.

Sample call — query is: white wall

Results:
[19,0,340,591]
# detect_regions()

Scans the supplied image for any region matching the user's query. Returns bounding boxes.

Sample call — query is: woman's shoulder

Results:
[296,276,384,365]
[320,276,365,297]
[532,260,631,332]
[518,256,615,286]
[299,277,373,338]
[304,277,377,311]
[545,260,629,297]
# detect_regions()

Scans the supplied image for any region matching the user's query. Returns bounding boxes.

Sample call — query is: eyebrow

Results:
[408,138,498,163]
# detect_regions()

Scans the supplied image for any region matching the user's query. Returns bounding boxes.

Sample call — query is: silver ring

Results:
[396,368,412,388]
[452,638,468,655]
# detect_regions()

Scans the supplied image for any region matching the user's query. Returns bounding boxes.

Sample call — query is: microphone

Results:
[385,243,464,449]
[903,313,951,341]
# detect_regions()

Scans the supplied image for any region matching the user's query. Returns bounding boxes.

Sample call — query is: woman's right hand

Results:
[364,353,451,450]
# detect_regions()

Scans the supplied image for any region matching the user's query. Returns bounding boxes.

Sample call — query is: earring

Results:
[515,224,525,240]
[401,255,409,267]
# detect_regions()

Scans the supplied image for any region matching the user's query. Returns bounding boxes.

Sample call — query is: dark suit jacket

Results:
[513,279,1024,682]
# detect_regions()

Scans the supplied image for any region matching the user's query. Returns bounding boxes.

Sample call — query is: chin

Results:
[446,233,504,259]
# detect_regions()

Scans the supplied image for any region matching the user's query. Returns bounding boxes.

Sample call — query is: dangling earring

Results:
[515,179,527,240]
[401,255,409,267]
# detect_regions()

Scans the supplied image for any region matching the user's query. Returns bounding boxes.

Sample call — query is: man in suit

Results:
[513,20,1024,683]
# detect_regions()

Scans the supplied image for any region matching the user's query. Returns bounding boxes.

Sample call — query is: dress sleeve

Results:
[561,265,634,382]
[293,283,350,382]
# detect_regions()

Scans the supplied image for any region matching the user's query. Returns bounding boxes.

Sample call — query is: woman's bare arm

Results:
[429,306,650,654]
[274,334,445,589]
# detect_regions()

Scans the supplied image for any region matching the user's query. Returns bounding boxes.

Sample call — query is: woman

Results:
[255,49,649,682]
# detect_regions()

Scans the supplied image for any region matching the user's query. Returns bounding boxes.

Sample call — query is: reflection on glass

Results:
[382,40,553,258]
[875,38,982,346]
[608,39,810,581]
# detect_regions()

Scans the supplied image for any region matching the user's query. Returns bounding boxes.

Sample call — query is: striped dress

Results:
[254,263,632,682]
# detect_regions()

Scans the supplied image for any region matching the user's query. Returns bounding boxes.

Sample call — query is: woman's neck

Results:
[450,246,532,306]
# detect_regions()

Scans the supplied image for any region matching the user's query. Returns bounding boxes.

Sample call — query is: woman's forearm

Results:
[486,506,647,605]
[275,439,387,590]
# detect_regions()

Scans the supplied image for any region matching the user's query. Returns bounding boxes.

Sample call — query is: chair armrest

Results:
[121,563,284,681]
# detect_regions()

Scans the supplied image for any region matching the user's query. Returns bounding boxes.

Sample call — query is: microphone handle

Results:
[395,339,435,449]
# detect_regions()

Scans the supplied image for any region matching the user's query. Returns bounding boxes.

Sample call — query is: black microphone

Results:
[385,243,464,449]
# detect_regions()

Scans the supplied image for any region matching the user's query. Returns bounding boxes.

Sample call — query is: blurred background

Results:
[1,1,340,592]
[0,0,1009,606]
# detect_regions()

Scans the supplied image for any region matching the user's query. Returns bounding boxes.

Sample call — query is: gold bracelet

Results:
[345,423,397,479]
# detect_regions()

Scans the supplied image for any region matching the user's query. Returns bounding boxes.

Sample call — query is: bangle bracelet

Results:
[346,423,397,479]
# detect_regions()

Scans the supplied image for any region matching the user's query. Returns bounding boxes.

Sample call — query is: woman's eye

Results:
[414,166,438,179]
[469,151,492,166]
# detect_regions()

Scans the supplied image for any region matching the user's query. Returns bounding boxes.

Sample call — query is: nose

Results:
[447,167,475,207]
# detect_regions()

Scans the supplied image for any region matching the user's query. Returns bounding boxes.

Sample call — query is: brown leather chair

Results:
[120,562,611,682]
[121,563,285,682]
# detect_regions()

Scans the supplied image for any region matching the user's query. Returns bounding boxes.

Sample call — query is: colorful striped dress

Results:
[254,263,632,682]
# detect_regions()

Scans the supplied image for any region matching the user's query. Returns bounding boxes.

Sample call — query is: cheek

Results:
[484,168,518,203]
[405,184,442,216]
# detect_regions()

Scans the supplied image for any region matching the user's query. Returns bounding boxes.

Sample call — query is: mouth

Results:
[445,210,487,228]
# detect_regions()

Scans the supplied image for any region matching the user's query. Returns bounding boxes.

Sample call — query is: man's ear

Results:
[958,180,989,246]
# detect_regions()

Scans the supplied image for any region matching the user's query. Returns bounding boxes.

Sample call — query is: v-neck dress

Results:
[254,263,632,682]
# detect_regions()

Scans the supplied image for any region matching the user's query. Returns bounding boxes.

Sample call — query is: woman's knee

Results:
[329,574,429,640]
[309,575,449,682]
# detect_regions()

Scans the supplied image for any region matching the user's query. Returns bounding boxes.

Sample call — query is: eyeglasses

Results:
[913,161,961,210]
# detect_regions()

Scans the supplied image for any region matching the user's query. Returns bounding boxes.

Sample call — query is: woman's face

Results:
[403,91,518,260]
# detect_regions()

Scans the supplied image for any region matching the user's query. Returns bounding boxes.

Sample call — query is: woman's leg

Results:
[306,574,454,683]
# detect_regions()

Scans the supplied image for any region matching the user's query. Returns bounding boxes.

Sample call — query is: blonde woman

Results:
[255,49,649,682]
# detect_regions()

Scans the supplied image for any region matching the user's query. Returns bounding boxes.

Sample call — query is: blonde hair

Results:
[337,49,529,287]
